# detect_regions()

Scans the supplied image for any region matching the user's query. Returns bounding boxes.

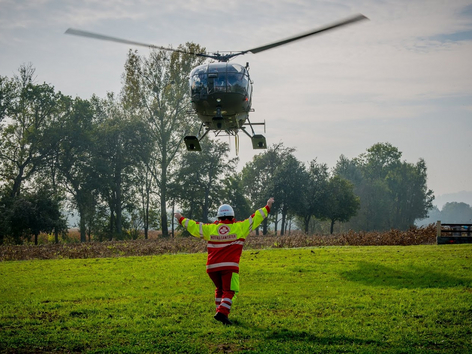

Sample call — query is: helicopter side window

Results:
[227,73,248,95]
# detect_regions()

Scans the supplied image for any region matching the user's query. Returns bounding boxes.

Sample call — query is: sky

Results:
[1,0,471,203]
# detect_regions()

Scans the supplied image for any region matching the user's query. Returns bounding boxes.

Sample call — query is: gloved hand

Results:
[267,197,275,209]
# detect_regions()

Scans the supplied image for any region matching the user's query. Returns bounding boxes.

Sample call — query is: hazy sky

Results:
[1,0,471,200]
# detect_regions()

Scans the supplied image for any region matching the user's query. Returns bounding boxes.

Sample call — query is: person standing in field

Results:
[174,197,274,325]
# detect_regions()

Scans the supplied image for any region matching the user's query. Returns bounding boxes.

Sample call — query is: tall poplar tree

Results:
[121,44,206,236]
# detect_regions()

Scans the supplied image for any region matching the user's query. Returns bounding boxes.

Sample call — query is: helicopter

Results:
[65,14,368,152]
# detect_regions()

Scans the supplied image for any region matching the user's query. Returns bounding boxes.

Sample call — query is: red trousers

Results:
[208,270,239,316]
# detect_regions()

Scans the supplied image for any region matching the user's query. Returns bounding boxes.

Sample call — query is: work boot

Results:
[214,312,233,325]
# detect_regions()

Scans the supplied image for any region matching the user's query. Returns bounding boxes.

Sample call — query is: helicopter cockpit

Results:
[190,62,251,97]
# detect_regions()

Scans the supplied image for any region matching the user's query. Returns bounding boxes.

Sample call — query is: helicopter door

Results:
[190,70,208,99]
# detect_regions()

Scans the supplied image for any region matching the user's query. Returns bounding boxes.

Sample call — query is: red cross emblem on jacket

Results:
[218,225,230,235]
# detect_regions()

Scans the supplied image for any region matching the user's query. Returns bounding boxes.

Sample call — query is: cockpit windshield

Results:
[190,63,250,96]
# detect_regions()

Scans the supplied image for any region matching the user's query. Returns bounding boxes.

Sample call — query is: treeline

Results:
[418,202,472,225]
[0,47,434,245]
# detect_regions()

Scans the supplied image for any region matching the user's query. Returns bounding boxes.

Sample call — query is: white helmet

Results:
[217,204,234,218]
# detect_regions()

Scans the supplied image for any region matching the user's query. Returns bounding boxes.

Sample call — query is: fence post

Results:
[436,220,441,244]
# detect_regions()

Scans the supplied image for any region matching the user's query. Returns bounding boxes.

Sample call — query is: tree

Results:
[93,94,152,239]
[322,176,360,234]
[121,45,206,236]
[386,159,434,229]
[0,187,66,245]
[334,143,434,231]
[220,174,252,221]
[173,138,237,222]
[27,187,67,245]
[441,202,472,223]
[135,164,156,239]
[361,142,402,180]
[271,153,306,235]
[0,64,66,198]
[297,159,329,234]
[242,143,295,235]
[54,96,99,242]
[0,74,17,123]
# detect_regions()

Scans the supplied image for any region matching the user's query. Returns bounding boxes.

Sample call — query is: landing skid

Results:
[184,136,202,151]
[251,134,267,149]
[184,118,267,151]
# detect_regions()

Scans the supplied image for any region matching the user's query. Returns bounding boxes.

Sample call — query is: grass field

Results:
[1,244,471,353]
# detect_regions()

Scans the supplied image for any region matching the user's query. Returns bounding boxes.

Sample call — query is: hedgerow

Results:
[0,225,436,261]
[0,224,436,261]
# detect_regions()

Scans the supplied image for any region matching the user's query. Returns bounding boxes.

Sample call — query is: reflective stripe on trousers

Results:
[206,262,239,270]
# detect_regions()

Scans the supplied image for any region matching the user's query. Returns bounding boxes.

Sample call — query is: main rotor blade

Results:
[246,14,368,54]
[65,28,212,58]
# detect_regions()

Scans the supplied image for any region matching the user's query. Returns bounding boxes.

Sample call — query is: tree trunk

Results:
[144,184,150,240]
[78,206,87,242]
[262,218,268,235]
[114,165,123,236]
[171,202,175,238]
[11,166,24,198]
[141,171,151,240]
[159,141,169,237]
[281,208,286,236]
[304,215,311,234]
[109,209,115,241]
[274,214,278,235]
[330,219,335,234]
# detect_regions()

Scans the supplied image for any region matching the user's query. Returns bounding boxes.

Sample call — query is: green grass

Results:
[1,245,471,353]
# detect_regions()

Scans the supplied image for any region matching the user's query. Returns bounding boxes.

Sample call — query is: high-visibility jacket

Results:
[178,205,270,273]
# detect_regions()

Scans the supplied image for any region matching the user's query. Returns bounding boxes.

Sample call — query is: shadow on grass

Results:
[266,328,379,346]
[232,320,381,347]
[341,261,472,289]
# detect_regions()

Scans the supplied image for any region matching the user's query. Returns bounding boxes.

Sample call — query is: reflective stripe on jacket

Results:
[179,205,270,273]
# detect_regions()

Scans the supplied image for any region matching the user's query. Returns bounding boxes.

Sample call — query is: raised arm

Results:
[267,197,274,210]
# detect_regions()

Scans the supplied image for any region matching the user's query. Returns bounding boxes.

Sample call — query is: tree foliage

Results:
[0,187,66,245]
[322,176,360,234]
[0,64,67,197]
[173,138,238,222]
[242,143,297,234]
[121,45,206,236]
[335,143,434,231]
[298,159,329,234]
[92,93,152,239]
